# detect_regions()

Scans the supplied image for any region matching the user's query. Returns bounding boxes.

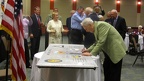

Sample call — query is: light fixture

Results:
[72,0,77,10]
[116,0,121,12]
[138,1,141,5]
[117,0,120,4]
[137,0,142,13]
[95,0,99,4]
[50,0,54,10]
[73,0,76,2]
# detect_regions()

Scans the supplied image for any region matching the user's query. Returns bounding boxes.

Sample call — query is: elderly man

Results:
[81,18,126,81]
[110,9,127,40]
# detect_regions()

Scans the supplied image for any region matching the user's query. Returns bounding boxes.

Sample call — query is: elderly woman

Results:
[138,25,143,35]
[47,12,67,44]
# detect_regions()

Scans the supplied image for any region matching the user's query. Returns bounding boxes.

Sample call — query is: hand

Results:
[27,16,30,20]
[82,52,92,56]
[63,30,69,33]
[30,34,33,38]
[82,12,85,16]
[40,22,44,27]
[81,48,89,53]
[51,29,56,33]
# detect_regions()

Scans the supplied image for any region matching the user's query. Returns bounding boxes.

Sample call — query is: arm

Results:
[89,23,110,56]
[46,21,54,33]
[99,6,105,16]
[61,21,68,32]
[28,16,33,26]
[72,14,86,23]
[47,22,51,32]
[101,10,105,16]
[29,16,33,38]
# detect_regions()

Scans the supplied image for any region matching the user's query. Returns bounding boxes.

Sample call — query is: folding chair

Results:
[130,34,144,66]
[132,49,144,66]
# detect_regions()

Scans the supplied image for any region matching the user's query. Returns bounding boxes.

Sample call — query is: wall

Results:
[120,0,137,26]
[22,0,144,27]
[23,0,31,16]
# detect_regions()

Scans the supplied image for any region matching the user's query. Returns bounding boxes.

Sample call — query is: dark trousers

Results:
[103,52,122,81]
[30,36,40,60]
[70,29,83,44]
[67,31,71,44]
[45,31,49,49]
[24,39,30,67]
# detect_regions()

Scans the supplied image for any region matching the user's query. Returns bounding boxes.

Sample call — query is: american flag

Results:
[0,0,27,81]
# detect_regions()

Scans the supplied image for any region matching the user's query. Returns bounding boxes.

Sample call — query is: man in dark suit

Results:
[29,6,43,60]
[66,10,75,44]
[83,7,99,48]
[110,9,127,40]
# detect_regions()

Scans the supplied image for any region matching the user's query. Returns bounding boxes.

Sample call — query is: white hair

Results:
[98,15,103,18]
[70,10,75,14]
[85,7,93,13]
[81,18,93,27]
[138,25,142,28]
[98,15,104,21]
[111,9,118,14]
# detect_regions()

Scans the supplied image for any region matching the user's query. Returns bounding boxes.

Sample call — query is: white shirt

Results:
[23,18,29,39]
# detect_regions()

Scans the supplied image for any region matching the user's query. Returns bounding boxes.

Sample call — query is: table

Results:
[124,34,143,50]
[30,52,101,81]
[37,44,97,69]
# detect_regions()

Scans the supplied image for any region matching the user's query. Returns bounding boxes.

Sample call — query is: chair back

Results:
[129,34,139,55]
[129,34,138,44]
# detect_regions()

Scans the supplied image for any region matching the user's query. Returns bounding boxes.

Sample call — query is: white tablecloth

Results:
[30,51,101,81]
[124,34,143,50]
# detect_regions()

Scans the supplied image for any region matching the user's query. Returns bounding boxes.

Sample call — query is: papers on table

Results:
[37,44,98,69]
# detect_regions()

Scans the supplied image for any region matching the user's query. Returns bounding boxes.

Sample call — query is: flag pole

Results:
[5,34,11,81]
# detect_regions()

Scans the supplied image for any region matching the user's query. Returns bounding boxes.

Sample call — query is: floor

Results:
[1,35,144,81]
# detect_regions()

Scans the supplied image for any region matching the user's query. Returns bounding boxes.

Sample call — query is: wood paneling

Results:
[31,0,41,15]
